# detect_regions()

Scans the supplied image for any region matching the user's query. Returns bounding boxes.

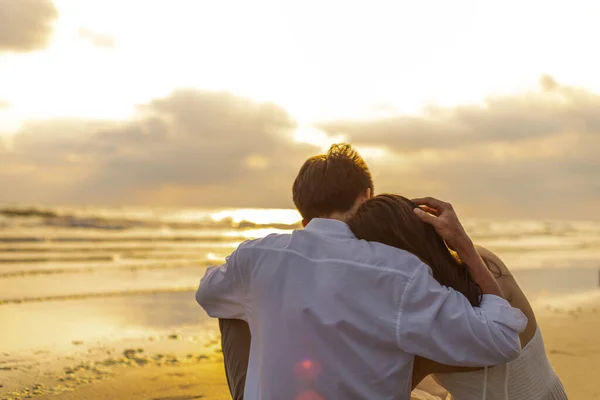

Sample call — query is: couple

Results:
[196,144,566,399]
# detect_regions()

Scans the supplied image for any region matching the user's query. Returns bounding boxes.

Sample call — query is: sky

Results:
[0,0,599,220]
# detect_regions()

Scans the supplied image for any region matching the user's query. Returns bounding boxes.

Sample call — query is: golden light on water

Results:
[2,0,600,397]
[206,253,222,261]
[144,208,301,227]
[210,208,301,226]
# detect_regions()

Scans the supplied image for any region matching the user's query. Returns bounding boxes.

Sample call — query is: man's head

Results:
[292,143,373,225]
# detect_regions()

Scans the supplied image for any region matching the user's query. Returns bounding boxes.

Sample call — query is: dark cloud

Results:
[0,0,58,53]
[0,90,317,207]
[78,28,115,48]
[318,76,600,220]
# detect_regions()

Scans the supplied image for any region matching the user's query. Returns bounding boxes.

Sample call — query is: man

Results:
[196,144,527,399]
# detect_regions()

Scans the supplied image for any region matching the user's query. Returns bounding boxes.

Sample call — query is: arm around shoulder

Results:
[396,264,527,367]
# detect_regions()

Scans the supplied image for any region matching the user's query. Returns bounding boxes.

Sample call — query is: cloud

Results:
[319,77,600,153]
[0,90,317,207]
[0,0,58,53]
[0,100,10,109]
[318,76,600,220]
[320,76,600,152]
[78,28,116,48]
[1,77,599,220]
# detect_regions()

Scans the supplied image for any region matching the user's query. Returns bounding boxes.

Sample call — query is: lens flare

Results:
[294,358,321,380]
[294,390,326,400]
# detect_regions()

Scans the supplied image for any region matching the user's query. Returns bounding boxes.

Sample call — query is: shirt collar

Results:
[303,218,356,239]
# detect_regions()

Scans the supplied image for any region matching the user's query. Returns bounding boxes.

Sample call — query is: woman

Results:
[347,194,567,400]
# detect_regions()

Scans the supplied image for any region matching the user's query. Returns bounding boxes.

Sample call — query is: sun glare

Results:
[211,209,301,226]
[3,0,600,135]
[294,126,346,150]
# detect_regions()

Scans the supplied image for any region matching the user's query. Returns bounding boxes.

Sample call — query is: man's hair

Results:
[292,143,374,221]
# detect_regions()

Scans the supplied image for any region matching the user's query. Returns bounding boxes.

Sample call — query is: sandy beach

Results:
[4,0,600,396]
[1,294,597,400]
[33,360,232,400]
[531,296,600,399]
[2,211,599,400]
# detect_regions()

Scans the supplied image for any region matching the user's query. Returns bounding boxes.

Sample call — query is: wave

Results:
[0,206,301,231]
[0,243,235,253]
[0,207,59,218]
[0,235,250,243]
[0,255,115,264]
[0,259,216,278]
[0,252,218,263]
[0,287,197,306]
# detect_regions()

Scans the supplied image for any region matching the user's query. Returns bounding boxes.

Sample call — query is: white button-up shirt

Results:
[196,218,527,400]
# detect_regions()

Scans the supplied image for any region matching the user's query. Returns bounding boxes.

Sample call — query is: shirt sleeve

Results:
[396,265,528,366]
[195,248,247,320]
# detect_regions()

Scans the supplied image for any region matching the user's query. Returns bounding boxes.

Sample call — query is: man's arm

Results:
[397,263,527,366]
[196,249,246,320]
[196,248,251,400]
[406,196,527,366]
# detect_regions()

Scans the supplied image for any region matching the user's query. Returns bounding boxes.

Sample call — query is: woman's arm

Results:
[475,245,538,346]
[412,198,506,299]
[474,245,513,278]
[412,356,481,388]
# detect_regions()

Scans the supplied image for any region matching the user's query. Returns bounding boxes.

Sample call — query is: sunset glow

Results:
[1,0,599,219]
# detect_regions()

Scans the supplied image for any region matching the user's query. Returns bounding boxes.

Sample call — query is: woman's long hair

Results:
[347,194,482,306]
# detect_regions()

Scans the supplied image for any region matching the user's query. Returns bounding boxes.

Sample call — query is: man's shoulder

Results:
[236,232,292,252]
[344,238,431,277]
[235,232,432,278]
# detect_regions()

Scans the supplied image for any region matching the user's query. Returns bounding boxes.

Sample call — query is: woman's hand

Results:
[411,196,473,253]
[412,196,505,298]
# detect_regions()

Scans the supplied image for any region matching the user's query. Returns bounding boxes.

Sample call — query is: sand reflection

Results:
[0,292,210,353]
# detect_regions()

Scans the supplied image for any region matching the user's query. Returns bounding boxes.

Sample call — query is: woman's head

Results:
[347,194,482,307]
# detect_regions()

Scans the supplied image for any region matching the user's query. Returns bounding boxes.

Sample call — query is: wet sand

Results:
[1,294,597,400]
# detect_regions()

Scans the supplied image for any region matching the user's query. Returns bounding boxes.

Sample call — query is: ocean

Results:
[1,205,599,365]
